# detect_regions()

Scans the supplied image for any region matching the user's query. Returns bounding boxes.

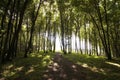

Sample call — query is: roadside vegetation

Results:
[64,53,120,80]
[0,52,54,80]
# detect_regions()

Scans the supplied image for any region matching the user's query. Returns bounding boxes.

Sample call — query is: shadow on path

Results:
[42,53,87,80]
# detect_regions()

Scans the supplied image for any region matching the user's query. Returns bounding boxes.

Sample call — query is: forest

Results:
[0,0,120,80]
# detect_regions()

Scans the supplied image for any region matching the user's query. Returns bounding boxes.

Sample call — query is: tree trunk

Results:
[24,0,42,57]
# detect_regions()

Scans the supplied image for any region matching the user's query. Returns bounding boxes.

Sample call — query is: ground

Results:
[42,53,86,80]
[0,52,120,80]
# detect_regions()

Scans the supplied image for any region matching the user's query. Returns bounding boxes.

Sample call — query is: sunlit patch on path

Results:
[42,53,86,80]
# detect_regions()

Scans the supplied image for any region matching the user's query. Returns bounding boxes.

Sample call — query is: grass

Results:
[1,52,120,80]
[64,53,120,80]
[0,52,55,80]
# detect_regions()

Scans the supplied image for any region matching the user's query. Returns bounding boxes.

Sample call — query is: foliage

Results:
[0,0,120,62]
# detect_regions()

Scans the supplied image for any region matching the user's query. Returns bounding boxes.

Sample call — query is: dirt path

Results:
[42,53,87,80]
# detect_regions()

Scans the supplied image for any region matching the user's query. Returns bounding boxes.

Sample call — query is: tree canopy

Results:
[0,0,120,62]
[0,0,120,80]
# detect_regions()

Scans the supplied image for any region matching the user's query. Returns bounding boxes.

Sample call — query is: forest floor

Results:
[0,52,120,80]
[42,52,120,80]
[41,53,86,80]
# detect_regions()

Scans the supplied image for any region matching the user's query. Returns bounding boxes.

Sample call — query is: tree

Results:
[24,0,42,57]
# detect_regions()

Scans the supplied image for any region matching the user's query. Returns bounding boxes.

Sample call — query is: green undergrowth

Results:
[64,53,120,80]
[0,52,55,80]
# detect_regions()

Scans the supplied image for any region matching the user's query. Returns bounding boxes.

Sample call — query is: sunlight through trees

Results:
[0,0,120,62]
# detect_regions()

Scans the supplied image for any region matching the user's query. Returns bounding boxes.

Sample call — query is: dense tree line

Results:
[0,0,120,63]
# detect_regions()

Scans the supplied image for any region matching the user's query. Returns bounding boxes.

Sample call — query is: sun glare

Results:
[106,62,120,68]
